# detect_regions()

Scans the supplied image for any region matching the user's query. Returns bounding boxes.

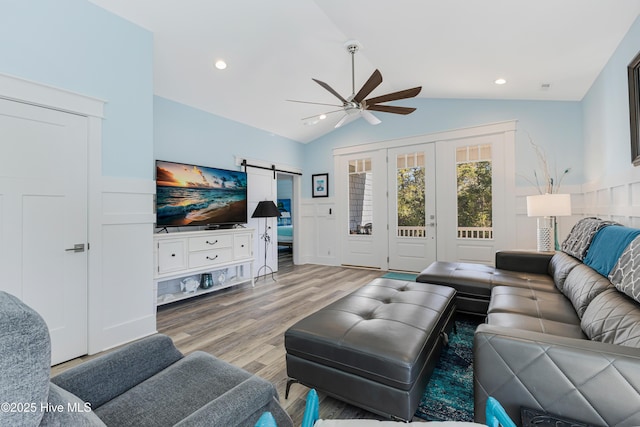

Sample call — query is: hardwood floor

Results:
[53,264,424,424]
[156,264,391,424]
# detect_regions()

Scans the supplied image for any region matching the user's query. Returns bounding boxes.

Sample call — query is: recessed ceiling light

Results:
[494,78,507,85]
[215,60,227,70]
[319,114,327,120]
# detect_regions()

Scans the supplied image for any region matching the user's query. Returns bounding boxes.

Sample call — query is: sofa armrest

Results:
[494,250,553,274]
[474,324,640,427]
[175,376,294,427]
[51,334,183,408]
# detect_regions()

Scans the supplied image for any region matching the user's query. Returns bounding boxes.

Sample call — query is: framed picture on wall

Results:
[629,50,640,166]
[312,173,329,198]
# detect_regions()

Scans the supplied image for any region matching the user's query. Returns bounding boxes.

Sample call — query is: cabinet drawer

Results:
[157,240,186,274]
[189,234,233,252]
[234,234,252,259]
[188,248,233,268]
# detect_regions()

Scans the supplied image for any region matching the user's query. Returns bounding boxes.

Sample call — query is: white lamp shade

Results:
[526,193,572,217]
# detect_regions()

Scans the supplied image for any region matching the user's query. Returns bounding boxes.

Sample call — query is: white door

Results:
[0,98,88,364]
[337,150,387,269]
[247,167,279,278]
[435,133,516,264]
[388,144,437,272]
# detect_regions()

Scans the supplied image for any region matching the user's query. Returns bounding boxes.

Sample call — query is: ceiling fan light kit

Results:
[291,39,421,129]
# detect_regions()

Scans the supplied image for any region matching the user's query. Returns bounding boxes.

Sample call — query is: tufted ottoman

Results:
[284,278,456,421]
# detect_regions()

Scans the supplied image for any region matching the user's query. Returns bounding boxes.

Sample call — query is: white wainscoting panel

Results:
[582,166,640,227]
[299,198,338,266]
[88,177,156,354]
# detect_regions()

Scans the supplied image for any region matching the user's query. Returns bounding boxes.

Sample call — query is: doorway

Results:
[335,121,516,271]
[277,173,294,272]
[0,98,89,364]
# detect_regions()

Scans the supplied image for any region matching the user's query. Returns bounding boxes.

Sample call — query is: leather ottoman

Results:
[284,278,456,421]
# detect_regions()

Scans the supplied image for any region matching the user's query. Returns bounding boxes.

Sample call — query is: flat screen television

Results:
[155,160,248,227]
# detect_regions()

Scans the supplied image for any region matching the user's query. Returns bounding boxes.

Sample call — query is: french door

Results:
[387,144,437,271]
[336,122,516,270]
[337,145,436,272]
[337,150,387,269]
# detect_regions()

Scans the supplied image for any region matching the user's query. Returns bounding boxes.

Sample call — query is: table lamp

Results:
[526,193,571,252]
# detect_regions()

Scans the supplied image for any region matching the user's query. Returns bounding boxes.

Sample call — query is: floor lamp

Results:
[252,200,281,281]
[526,193,572,252]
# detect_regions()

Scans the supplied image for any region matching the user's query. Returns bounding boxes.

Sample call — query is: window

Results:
[456,144,493,239]
[396,152,426,238]
[349,158,373,235]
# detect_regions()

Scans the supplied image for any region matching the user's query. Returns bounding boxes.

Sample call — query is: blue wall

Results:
[582,15,640,182]
[5,0,637,196]
[0,0,153,179]
[303,98,583,197]
[154,96,304,173]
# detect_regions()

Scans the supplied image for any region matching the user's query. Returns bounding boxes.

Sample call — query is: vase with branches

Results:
[521,134,571,194]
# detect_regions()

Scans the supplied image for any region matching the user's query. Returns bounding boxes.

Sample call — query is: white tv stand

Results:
[153,228,254,306]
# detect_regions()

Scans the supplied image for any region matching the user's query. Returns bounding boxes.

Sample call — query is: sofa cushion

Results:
[548,251,581,293]
[609,235,640,303]
[561,264,613,318]
[486,313,585,339]
[581,289,640,348]
[416,261,493,297]
[94,351,275,427]
[488,286,579,324]
[561,217,619,260]
[489,270,555,291]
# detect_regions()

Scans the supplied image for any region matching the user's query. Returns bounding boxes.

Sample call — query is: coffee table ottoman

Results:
[284,278,456,421]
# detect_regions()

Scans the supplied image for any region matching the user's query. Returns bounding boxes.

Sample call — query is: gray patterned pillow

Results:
[581,289,640,347]
[609,235,640,302]
[561,217,619,260]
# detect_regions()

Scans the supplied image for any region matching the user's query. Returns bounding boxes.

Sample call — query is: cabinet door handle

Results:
[206,240,218,245]
[206,255,219,261]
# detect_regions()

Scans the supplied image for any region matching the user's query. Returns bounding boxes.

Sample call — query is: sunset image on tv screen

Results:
[156,161,248,226]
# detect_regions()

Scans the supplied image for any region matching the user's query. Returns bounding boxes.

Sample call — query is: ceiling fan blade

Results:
[301,109,345,121]
[312,78,348,104]
[353,69,383,103]
[366,104,416,115]
[334,114,350,128]
[361,110,381,125]
[365,86,422,106]
[287,99,343,107]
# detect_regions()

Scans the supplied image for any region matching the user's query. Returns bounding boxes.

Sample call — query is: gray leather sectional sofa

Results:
[417,218,640,426]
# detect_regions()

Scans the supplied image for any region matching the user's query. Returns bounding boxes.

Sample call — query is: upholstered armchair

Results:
[0,291,292,426]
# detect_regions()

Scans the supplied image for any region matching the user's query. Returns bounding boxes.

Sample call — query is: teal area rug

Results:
[381,272,418,281]
[415,315,481,422]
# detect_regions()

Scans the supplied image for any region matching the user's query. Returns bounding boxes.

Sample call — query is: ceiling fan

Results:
[289,40,422,129]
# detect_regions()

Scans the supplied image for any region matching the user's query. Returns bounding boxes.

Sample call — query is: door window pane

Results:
[396,152,426,238]
[456,144,493,239]
[349,158,373,235]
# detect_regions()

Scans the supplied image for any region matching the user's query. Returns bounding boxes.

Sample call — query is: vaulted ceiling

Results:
[90,0,640,143]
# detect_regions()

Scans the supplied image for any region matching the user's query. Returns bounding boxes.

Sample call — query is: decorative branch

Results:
[519,132,571,194]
